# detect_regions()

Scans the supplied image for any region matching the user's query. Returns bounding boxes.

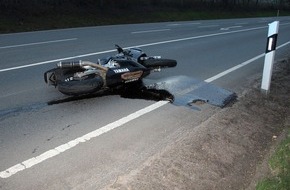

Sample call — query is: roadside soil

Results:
[104,58,290,190]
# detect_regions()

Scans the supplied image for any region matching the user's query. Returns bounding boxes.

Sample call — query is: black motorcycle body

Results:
[44,45,177,96]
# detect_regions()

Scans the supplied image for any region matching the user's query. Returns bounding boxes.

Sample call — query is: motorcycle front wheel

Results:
[141,59,177,68]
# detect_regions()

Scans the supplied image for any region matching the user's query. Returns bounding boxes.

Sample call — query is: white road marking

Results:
[1,40,290,178]
[198,25,219,28]
[183,22,201,25]
[167,23,181,26]
[131,29,171,34]
[205,54,265,82]
[0,25,270,73]
[205,40,290,82]
[220,26,242,30]
[280,22,290,26]
[167,22,201,26]
[0,38,77,49]
[0,101,168,178]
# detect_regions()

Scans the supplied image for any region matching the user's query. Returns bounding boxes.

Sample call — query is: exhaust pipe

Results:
[57,61,82,69]
[57,61,108,71]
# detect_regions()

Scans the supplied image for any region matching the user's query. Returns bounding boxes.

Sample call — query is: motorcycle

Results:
[44,45,177,96]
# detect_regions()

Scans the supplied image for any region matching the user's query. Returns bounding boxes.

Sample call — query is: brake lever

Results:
[115,44,123,54]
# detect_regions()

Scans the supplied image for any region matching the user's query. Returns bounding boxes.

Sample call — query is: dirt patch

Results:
[104,59,290,190]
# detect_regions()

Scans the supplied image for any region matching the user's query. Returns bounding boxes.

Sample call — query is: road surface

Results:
[0,17,290,189]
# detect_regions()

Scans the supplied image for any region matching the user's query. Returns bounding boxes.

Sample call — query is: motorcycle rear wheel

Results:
[58,74,104,96]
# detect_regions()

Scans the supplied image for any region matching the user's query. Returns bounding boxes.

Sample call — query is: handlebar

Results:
[115,44,132,57]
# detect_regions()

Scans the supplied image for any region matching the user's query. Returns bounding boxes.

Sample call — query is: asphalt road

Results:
[1,17,290,189]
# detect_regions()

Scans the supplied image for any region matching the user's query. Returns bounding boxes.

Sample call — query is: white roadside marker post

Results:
[261,21,279,94]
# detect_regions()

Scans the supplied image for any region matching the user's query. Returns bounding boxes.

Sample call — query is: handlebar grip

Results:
[57,61,82,68]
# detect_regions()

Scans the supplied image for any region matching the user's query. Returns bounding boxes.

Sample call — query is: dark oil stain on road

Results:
[46,85,174,106]
[143,75,237,109]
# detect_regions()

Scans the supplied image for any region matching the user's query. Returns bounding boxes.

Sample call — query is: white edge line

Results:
[0,38,78,49]
[0,101,168,179]
[205,54,265,82]
[205,41,290,83]
[1,31,290,179]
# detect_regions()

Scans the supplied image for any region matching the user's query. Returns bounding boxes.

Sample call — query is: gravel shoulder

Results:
[104,58,290,190]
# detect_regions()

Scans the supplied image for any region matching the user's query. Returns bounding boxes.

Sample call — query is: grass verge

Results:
[256,128,290,190]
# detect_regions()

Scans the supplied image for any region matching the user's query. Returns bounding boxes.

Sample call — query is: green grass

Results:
[0,8,289,34]
[256,128,290,190]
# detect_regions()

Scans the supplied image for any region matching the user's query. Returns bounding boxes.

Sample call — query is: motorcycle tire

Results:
[142,59,177,68]
[58,74,104,96]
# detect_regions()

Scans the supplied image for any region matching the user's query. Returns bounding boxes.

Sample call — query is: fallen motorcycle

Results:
[44,45,177,96]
